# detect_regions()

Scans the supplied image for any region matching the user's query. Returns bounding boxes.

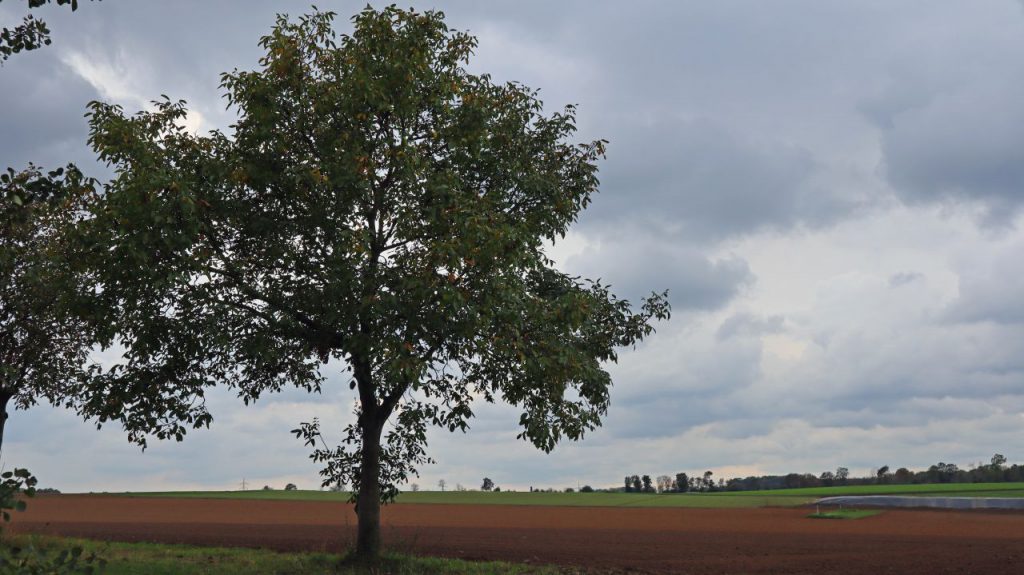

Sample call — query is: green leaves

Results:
[0,467,38,524]
[0,541,107,575]
[1,164,97,450]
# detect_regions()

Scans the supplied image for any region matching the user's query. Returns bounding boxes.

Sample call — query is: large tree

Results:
[0,164,94,456]
[75,7,669,561]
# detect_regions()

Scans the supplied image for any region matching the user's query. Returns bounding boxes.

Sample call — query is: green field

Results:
[101,481,1024,508]
[111,489,807,508]
[807,509,882,520]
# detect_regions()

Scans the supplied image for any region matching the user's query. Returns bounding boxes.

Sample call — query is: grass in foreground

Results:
[807,509,882,520]
[1,535,565,575]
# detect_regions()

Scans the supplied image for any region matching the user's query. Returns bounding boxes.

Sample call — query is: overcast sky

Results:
[3,0,1024,492]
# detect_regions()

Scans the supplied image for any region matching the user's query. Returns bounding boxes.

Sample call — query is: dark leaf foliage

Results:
[77,7,670,501]
[0,467,37,524]
[1,164,96,424]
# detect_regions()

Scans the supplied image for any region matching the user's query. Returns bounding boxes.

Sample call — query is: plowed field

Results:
[11,495,1024,574]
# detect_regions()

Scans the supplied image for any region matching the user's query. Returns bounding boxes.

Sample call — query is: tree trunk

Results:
[0,391,12,458]
[353,419,383,562]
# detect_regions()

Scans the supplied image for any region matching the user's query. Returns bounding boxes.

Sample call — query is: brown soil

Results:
[10,495,1024,574]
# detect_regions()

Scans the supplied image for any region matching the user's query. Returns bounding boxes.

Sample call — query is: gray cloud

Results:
[565,235,754,310]
[876,80,1024,225]
[888,272,923,288]
[716,312,786,340]
[0,48,100,171]
[944,242,1024,325]
[579,117,854,241]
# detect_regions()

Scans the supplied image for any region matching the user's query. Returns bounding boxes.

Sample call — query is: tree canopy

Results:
[0,164,94,454]
[74,6,669,559]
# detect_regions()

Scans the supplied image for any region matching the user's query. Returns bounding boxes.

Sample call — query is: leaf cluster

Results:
[1,164,96,416]
[0,467,36,523]
[0,544,106,575]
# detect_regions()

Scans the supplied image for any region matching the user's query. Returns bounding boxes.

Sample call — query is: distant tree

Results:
[456,483,466,492]
[437,479,447,492]
[631,475,642,493]
[702,471,714,492]
[725,478,744,491]
[262,485,272,491]
[926,462,959,483]
[481,477,494,492]
[655,475,672,493]
[991,454,1007,470]
[565,487,574,493]
[493,486,500,492]
[641,475,654,493]
[893,467,913,484]
[876,465,890,484]
[835,467,849,485]
[943,463,959,483]
[285,483,298,491]
[675,472,689,493]
[624,476,632,493]
[410,483,419,492]
[819,471,835,487]
[580,485,594,493]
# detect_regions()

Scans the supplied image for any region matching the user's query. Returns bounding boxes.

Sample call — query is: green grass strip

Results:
[97,481,1024,508]
[1,535,567,575]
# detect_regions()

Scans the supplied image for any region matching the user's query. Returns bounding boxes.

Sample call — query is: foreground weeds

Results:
[1,535,568,574]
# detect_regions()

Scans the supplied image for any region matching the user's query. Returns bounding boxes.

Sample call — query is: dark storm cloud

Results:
[875,79,1024,225]
[564,235,754,310]
[853,1,1024,225]
[580,117,851,241]
[0,48,100,170]
[453,1,888,241]
[13,0,1024,237]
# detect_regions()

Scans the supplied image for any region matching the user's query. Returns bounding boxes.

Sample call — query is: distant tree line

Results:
[428,454,1022,495]
[622,471,724,493]
[619,454,1023,493]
